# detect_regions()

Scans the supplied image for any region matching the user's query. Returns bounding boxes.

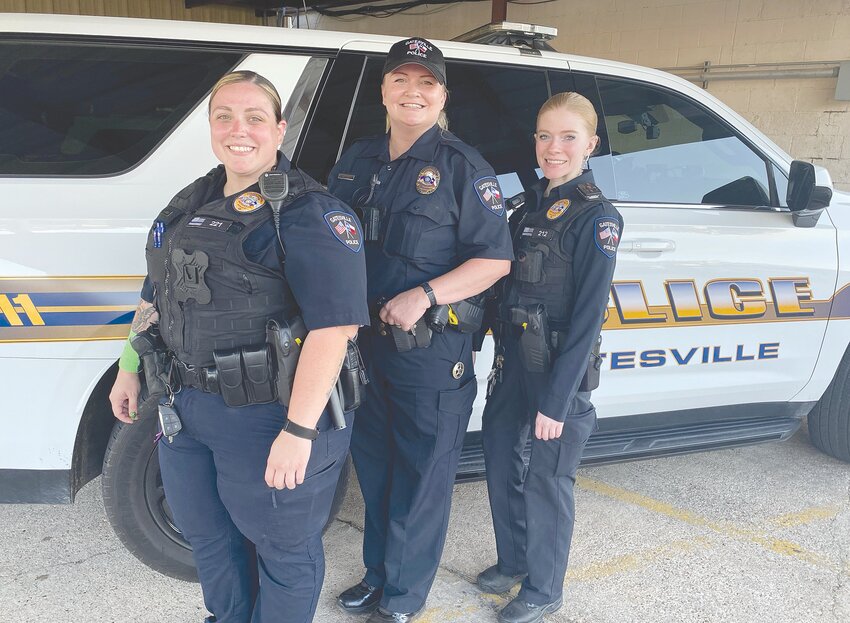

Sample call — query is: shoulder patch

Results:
[594,216,620,258]
[578,183,603,201]
[546,199,570,220]
[323,211,362,253]
[474,177,505,216]
[232,192,265,213]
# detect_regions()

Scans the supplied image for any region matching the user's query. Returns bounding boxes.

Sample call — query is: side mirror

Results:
[786,160,832,228]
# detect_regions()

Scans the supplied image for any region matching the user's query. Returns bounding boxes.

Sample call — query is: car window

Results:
[0,41,241,177]
[596,77,773,206]
[339,57,547,191]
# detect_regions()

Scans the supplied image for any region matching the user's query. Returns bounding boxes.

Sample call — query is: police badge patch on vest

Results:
[595,216,621,258]
[416,167,440,194]
[324,211,363,253]
[546,199,570,220]
[232,192,266,213]
[474,177,505,216]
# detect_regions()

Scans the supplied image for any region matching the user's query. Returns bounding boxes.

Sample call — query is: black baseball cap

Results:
[382,37,447,85]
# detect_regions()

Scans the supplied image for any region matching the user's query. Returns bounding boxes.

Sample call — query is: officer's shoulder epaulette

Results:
[438,130,491,170]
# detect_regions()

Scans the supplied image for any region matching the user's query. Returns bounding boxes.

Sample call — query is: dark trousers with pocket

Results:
[482,335,596,605]
[158,388,352,623]
[351,327,477,614]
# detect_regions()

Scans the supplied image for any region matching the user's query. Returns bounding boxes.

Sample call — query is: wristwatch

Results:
[420,282,437,306]
[282,418,319,441]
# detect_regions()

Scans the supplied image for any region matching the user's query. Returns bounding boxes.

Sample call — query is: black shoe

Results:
[477,564,527,594]
[366,606,422,622]
[337,580,383,614]
[498,596,563,623]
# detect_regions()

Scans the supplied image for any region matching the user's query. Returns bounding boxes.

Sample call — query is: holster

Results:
[447,293,486,333]
[131,326,171,397]
[579,335,603,392]
[390,316,431,352]
[266,316,308,408]
[338,338,368,411]
[510,304,552,374]
[212,344,277,408]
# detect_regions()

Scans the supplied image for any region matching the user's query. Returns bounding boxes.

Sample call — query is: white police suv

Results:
[1,14,846,580]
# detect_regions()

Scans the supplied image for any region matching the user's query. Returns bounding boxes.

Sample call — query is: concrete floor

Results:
[2,423,849,622]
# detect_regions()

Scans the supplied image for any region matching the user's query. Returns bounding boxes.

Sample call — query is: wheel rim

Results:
[143,444,192,552]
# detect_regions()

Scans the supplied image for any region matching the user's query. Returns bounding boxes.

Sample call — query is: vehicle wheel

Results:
[102,406,353,581]
[807,348,850,463]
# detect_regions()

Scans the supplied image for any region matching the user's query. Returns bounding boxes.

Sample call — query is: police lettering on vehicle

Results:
[416,166,440,195]
[595,216,620,258]
[475,177,505,216]
[232,191,265,213]
[323,211,363,253]
[546,199,570,220]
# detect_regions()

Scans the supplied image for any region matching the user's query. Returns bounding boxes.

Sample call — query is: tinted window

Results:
[340,58,547,191]
[0,41,240,176]
[597,77,773,206]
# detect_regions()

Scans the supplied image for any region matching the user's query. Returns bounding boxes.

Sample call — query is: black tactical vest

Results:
[145,164,322,367]
[505,185,605,330]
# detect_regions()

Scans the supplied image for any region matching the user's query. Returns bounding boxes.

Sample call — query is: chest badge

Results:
[546,199,570,220]
[452,362,465,379]
[416,167,440,195]
[232,192,266,213]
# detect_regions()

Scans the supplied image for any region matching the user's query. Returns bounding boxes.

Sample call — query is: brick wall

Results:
[315,0,850,191]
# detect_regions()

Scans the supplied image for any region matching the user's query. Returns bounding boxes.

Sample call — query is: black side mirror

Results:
[787,160,832,228]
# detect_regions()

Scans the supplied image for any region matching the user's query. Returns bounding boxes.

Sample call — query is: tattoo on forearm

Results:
[323,352,346,401]
[130,300,159,333]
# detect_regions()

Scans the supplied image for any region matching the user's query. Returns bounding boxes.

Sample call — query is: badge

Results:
[452,362,465,379]
[323,211,363,253]
[546,199,570,220]
[474,177,505,216]
[595,216,621,258]
[416,167,440,195]
[232,192,265,213]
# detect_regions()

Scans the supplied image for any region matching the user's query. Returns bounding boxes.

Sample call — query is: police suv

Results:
[1,14,846,580]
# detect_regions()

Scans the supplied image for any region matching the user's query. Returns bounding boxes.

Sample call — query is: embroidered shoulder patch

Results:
[474,177,505,216]
[546,199,570,220]
[595,216,620,258]
[324,211,362,253]
[232,191,265,213]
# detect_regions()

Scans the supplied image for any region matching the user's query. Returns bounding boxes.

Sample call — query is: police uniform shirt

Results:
[521,171,622,422]
[140,155,369,331]
[328,125,514,306]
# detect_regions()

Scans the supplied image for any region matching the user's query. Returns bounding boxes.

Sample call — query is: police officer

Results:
[108,71,368,623]
[329,38,513,622]
[476,92,623,623]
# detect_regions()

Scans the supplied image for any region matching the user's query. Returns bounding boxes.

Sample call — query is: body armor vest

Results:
[145,165,323,367]
[505,190,602,330]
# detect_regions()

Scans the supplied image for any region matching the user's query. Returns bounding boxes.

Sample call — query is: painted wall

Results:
[0,0,261,24]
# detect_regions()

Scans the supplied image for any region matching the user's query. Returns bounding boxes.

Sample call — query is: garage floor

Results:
[3,422,849,622]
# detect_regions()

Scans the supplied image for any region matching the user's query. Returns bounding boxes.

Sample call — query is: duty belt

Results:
[173,359,219,394]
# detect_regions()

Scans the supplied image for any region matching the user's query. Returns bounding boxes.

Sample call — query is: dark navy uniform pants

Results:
[158,388,352,623]
[352,327,476,613]
[482,335,596,605]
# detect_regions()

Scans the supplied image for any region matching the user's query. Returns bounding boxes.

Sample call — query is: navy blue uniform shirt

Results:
[141,156,369,331]
[513,171,622,421]
[328,125,513,307]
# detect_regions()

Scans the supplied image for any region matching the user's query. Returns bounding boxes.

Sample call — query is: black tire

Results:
[102,408,353,581]
[807,347,850,463]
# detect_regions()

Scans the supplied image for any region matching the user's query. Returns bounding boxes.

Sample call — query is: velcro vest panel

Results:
[146,167,321,367]
[506,194,601,330]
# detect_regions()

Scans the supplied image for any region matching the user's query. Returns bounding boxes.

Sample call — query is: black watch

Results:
[282,418,319,441]
[420,282,437,306]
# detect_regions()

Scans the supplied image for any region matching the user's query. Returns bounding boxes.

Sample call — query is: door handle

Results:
[619,239,676,253]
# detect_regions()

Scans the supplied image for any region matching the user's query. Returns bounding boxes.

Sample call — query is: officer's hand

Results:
[266,431,312,490]
[380,287,431,331]
[109,370,141,424]
[535,412,564,441]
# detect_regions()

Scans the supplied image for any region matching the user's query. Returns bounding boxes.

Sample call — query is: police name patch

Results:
[416,167,440,195]
[187,216,233,232]
[474,177,504,216]
[232,192,265,213]
[595,217,620,258]
[546,199,570,220]
[324,211,362,253]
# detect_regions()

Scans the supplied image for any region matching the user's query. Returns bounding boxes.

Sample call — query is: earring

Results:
[582,154,590,170]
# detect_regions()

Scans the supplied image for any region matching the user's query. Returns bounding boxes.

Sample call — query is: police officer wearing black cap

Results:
[476,92,622,623]
[109,71,368,623]
[329,37,513,622]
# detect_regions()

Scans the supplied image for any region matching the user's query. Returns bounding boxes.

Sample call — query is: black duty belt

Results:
[174,360,219,394]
